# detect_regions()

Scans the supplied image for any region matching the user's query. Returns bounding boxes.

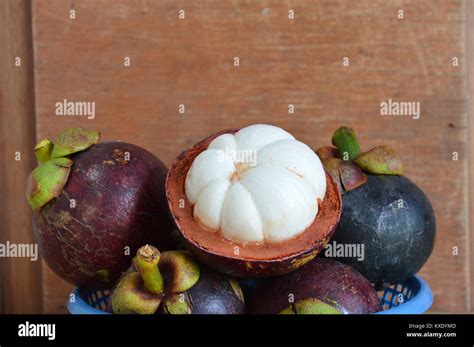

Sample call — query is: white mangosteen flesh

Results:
[185,124,327,244]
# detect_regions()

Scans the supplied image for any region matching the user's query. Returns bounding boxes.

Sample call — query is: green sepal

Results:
[51,128,99,159]
[34,138,54,163]
[159,251,200,293]
[294,298,342,314]
[26,157,73,210]
[278,298,343,315]
[338,161,368,192]
[161,294,192,314]
[111,272,162,314]
[354,145,403,175]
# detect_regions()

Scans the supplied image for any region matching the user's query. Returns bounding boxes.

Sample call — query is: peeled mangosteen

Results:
[316,127,436,285]
[26,128,177,287]
[166,124,341,278]
[110,245,245,314]
[248,258,381,314]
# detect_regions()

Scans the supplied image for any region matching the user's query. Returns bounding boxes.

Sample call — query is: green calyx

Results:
[338,160,368,191]
[111,272,163,314]
[26,128,100,210]
[159,251,200,293]
[34,139,53,163]
[161,294,193,314]
[26,157,73,210]
[51,128,100,159]
[117,246,201,314]
[317,127,403,192]
[354,145,403,175]
[279,298,343,315]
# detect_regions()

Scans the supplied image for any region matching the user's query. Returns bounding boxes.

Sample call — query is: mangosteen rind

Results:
[183,266,246,314]
[166,128,342,278]
[248,258,381,314]
[333,174,436,285]
[32,140,176,286]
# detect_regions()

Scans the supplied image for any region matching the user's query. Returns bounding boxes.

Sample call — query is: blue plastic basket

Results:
[67,274,432,314]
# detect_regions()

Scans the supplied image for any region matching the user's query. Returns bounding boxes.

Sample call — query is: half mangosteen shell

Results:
[165,129,342,278]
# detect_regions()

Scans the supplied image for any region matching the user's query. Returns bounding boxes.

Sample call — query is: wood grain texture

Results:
[467,0,474,313]
[0,0,43,313]
[31,0,468,312]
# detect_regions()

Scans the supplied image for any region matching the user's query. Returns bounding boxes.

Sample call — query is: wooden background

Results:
[1,0,472,313]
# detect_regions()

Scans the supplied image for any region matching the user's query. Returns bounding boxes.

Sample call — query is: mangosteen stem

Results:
[34,138,54,163]
[133,245,164,295]
[331,127,360,161]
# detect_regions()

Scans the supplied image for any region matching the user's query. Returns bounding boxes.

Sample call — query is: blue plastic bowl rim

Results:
[375,275,433,314]
[68,275,433,315]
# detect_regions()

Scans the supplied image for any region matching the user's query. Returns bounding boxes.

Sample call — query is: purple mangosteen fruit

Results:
[248,258,381,314]
[26,128,177,287]
[316,127,436,285]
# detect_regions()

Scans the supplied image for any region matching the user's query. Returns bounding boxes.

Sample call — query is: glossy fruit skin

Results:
[181,266,245,314]
[33,142,177,287]
[248,258,381,314]
[333,174,436,285]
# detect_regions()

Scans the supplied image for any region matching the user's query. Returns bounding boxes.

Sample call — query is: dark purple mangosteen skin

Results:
[332,175,436,285]
[33,142,177,287]
[248,258,381,314]
[186,266,245,314]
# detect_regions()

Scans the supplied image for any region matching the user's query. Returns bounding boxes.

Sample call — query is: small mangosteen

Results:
[248,258,381,314]
[26,128,177,287]
[316,127,436,285]
[166,124,342,278]
[110,245,245,314]
[161,266,245,314]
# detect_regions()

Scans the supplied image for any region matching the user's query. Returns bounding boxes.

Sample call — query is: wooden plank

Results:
[0,0,43,313]
[32,0,467,312]
[467,0,474,313]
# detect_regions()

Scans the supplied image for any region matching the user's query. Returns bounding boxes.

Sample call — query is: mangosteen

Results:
[110,245,245,314]
[26,128,177,287]
[166,124,342,278]
[248,258,381,314]
[316,127,436,285]
[161,266,245,314]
